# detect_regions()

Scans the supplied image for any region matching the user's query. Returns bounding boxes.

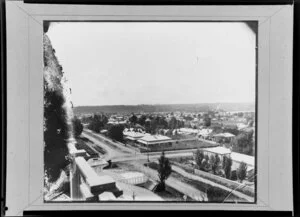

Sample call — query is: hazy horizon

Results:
[75,101,255,107]
[47,22,256,107]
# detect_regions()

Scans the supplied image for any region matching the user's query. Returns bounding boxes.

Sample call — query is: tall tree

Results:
[201,154,211,172]
[210,154,221,174]
[108,124,125,142]
[195,149,204,169]
[73,117,83,137]
[203,116,211,127]
[237,161,248,182]
[168,117,178,129]
[137,115,146,126]
[150,118,158,134]
[157,152,172,192]
[43,34,69,183]
[129,113,138,125]
[222,156,232,179]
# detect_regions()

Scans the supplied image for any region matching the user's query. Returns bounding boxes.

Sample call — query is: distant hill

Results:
[73,103,255,115]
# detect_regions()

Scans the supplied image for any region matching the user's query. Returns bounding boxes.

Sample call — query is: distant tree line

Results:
[74,103,255,114]
[87,114,108,133]
[129,114,184,134]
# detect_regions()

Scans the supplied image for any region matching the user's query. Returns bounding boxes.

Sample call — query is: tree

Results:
[201,155,211,172]
[150,118,158,134]
[230,170,238,181]
[129,114,138,125]
[237,161,247,182]
[44,34,70,183]
[222,156,232,179]
[137,115,146,126]
[237,112,244,117]
[88,114,108,133]
[231,132,254,156]
[168,117,178,129]
[195,149,204,169]
[248,120,254,127]
[108,124,125,142]
[206,186,228,202]
[210,154,221,174]
[157,152,172,192]
[73,117,83,137]
[158,117,168,129]
[203,116,211,127]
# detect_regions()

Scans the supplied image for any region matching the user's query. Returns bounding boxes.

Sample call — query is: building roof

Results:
[213,132,235,138]
[99,192,116,201]
[123,131,146,140]
[198,128,213,136]
[237,123,248,130]
[202,146,231,155]
[137,135,172,145]
[230,152,254,166]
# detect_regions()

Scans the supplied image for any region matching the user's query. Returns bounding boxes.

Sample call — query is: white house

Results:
[201,146,232,160]
[137,135,173,149]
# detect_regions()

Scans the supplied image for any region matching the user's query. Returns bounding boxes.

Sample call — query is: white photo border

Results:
[6,1,293,215]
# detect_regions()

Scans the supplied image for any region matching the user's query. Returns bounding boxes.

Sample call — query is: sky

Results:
[47,22,256,106]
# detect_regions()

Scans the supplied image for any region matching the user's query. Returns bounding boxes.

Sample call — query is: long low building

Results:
[201,146,232,159]
[137,135,173,147]
[123,131,148,141]
[231,152,255,172]
[198,146,255,180]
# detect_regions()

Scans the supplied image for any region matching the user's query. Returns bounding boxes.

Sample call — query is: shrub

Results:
[231,170,238,181]
[206,186,228,202]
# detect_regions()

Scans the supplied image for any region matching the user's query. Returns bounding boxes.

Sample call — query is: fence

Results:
[193,168,254,197]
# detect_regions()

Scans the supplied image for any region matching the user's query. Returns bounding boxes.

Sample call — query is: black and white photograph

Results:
[43,21,257,203]
[4,1,296,215]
